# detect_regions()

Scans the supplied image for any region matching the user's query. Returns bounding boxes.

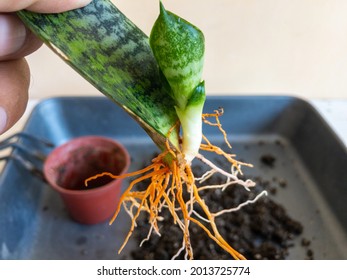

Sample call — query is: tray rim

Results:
[24,94,347,150]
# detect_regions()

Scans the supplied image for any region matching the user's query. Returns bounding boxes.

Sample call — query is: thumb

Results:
[0,13,42,61]
[0,59,29,134]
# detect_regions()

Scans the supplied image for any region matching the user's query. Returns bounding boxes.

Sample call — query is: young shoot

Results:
[175,81,205,163]
[85,2,264,260]
[150,1,205,164]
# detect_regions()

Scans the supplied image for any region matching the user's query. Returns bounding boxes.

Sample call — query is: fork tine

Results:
[0,134,19,146]
[17,132,54,147]
[0,154,44,180]
[0,133,53,181]
[0,142,47,161]
[0,132,54,148]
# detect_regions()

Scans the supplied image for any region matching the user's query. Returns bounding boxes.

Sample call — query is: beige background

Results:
[26,0,347,100]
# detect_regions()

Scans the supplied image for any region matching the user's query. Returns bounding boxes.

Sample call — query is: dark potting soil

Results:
[129,157,313,260]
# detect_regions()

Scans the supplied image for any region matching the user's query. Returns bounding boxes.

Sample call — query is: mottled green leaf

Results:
[150,1,205,110]
[17,0,179,150]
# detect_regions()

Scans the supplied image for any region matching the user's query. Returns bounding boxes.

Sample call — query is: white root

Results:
[194,169,217,183]
[195,153,256,190]
[214,190,268,217]
[172,241,187,260]
[140,225,155,247]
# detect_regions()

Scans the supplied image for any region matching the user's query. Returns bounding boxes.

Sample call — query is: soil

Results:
[260,154,276,168]
[128,156,314,260]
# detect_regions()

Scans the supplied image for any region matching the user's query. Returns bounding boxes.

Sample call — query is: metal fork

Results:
[0,132,54,180]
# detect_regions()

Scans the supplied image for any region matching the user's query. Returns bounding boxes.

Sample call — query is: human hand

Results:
[0,0,92,134]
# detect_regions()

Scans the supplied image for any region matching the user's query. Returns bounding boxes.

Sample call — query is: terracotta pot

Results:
[43,136,130,224]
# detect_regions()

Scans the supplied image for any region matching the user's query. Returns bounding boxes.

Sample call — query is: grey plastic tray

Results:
[0,96,346,259]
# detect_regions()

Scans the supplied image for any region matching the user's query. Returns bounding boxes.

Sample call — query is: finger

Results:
[0,13,42,61]
[0,59,29,134]
[0,0,92,13]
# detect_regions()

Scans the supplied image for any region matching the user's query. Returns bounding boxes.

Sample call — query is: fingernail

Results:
[0,14,26,57]
[0,107,8,134]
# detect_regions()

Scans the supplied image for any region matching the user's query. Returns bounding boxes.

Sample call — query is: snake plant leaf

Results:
[17,0,179,151]
[150,1,205,110]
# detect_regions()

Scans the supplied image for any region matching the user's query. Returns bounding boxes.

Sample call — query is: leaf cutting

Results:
[18,0,266,259]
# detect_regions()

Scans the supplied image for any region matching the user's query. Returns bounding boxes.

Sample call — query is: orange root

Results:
[85,109,258,260]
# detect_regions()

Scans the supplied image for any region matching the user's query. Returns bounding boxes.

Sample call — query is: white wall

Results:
[27,0,347,99]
